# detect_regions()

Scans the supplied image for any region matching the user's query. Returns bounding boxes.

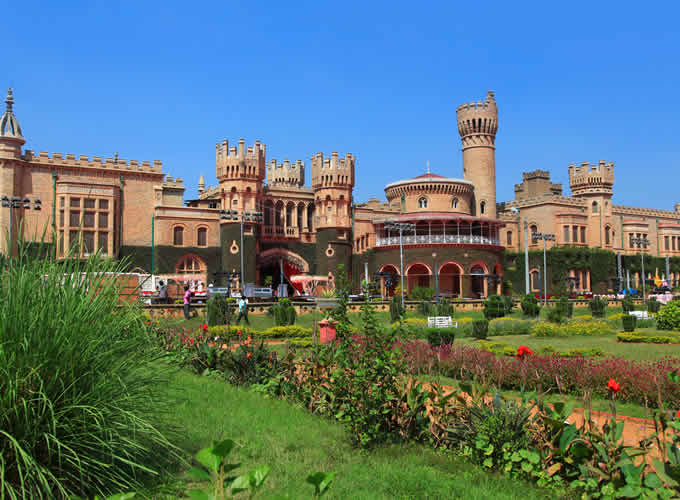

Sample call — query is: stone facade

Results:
[2,86,677,297]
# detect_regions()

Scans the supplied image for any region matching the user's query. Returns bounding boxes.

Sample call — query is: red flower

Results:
[676,409,680,419]
[244,338,252,346]
[607,378,621,393]
[201,323,208,333]
[247,352,253,358]
[237,330,242,336]
[517,345,533,358]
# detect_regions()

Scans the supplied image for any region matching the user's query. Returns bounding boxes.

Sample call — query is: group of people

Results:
[182,284,250,324]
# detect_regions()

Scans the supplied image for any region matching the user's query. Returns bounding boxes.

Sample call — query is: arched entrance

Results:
[406,262,431,294]
[378,264,399,298]
[470,263,488,299]
[439,261,462,298]
[257,248,310,295]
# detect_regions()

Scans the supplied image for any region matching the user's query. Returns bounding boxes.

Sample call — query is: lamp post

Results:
[432,251,439,304]
[220,209,263,293]
[511,208,530,295]
[384,220,415,309]
[631,236,650,299]
[532,231,556,307]
[1,196,42,256]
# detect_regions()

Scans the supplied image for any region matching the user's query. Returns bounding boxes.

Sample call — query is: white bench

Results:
[427,316,457,329]
[629,310,650,320]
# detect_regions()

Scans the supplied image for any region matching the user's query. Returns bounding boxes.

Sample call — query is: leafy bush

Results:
[436,298,454,317]
[483,295,506,320]
[472,320,489,340]
[410,286,434,301]
[622,314,637,332]
[208,324,311,341]
[488,317,534,336]
[621,295,635,313]
[206,294,234,325]
[520,294,541,318]
[546,307,565,324]
[418,300,435,316]
[502,295,514,315]
[224,342,281,386]
[389,294,405,322]
[657,300,680,330]
[530,319,614,337]
[0,250,178,498]
[271,298,296,326]
[425,327,456,346]
[616,331,680,344]
[647,298,661,314]
[588,297,608,318]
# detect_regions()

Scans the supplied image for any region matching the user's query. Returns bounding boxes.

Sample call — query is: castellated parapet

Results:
[568,161,614,196]
[22,150,163,172]
[311,152,355,189]
[456,91,498,147]
[215,138,266,181]
[267,159,305,187]
[514,170,563,199]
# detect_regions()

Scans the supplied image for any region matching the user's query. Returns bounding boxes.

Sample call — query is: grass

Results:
[166,369,556,499]
[458,332,680,361]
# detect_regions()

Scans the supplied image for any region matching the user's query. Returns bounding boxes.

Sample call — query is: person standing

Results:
[183,285,192,320]
[236,294,250,325]
[158,280,168,304]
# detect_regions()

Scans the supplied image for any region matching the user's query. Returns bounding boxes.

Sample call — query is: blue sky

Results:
[2,1,678,209]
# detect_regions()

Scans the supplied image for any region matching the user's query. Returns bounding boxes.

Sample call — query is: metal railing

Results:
[376,234,500,247]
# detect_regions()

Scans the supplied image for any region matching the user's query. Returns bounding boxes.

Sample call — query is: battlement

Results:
[162,176,184,189]
[311,152,355,189]
[23,150,163,173]
[266,159,305,187]
[215,138,266,181]
[568,160,614,196]
[522,170,551,181]
[456,90,498,140]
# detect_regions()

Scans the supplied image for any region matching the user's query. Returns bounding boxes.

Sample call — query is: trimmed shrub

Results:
[622,314,637,332]
[472,320,489,340]
[647,298,661,314]
[556,296,574,319]
[436,298,455,317]
[271,298,296,326]
[488,317,534,336]
[389,294,405,322]
[617,331,680,344]
[206,293,234,325]
[418,300,436,316]
[520,293,541,318]
[621,295,635,313]
[530,319,614,337]
[657,300,680,331]
[588,297,608,318]
[410,286,434,301]
[425,327,456,346]
[209,324,311,340]
[483,295,506,320]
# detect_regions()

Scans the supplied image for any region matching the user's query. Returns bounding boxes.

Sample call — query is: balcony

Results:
[262,226,300,239]
[375,234,500,247]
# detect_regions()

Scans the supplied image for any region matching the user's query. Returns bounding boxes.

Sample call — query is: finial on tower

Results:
[5,88,14,112]
[198,174,205,193]
[426,160,430,174]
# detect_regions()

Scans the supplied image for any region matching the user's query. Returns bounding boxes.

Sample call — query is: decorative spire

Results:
[0,87,24,141]
[426,160,430,174]
[198,174,205,193]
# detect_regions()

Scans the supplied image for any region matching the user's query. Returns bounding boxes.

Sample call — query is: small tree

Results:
[206,294,234,326]
[520,294,541,318]
[472,320,489,340]
[483,295,506,320]
[271,298,296,326]
[589,297,608,318]
[621,295,635,313]
[389,294,405,322]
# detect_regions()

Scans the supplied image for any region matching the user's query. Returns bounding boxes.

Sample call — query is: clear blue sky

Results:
[2,1,678,209]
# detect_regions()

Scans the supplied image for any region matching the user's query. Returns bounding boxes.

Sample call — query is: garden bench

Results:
[629,310,649,320]
[427,316,457,329]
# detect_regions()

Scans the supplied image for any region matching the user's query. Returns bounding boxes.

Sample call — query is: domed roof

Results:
[0,88,23,140]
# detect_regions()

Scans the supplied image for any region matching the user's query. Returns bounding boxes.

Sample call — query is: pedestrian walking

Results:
[236,294,250,325]
[183,285,192,320]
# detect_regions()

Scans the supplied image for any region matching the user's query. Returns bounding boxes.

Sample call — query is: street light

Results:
[532,231,556,307]
[631,236,650,299]
[432,251,439,304]
[1,195,42,255]
[384,220,415,309]
[509,207,529,295]
[220,209,263,294]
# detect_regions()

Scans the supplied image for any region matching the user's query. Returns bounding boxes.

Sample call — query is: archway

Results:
[406,262,431,294]
[470,264,487,299]
[439,261,462,298]
[257,248,310,296]
[378,264,399,298]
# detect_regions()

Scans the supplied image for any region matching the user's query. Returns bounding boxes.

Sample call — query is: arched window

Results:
[480,201,486,214]
[197,227,207,247]
[506,231,513,245]
[418,197,428,209]
[604,226,611,246]
[452,197,458,209]
[530,269,540,291]
[176,255,204,274]
[530,225,538,238]
[592,201,599,213]
[173,226,184,246]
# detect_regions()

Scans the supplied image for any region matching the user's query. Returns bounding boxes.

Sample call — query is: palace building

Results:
[1,87,678,297]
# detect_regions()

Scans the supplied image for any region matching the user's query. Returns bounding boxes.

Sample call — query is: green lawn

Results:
[164,369,556,499]
[458,332,680,361]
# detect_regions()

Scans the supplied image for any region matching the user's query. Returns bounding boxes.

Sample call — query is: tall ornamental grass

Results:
[0,244,179,498]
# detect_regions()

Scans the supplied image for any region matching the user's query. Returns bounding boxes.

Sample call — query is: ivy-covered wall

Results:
[220,223,256,284]
[314,229,353,278]
[120,245,221,277]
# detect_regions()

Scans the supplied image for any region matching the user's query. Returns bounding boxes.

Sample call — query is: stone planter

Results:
[318,319,338,344]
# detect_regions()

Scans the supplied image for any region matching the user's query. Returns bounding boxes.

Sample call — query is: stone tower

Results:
[215,138,266,213]
[456,91,498,218]
[266,158,305,187]
[311,152,355,277]
[0,89,26,255]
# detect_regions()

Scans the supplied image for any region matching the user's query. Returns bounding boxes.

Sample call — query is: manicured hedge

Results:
[530,319,613,337]
[616,331,680,344]
[208,324,312,340]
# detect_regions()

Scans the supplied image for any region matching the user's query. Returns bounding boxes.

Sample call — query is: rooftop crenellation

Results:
[22,150,163,172]
[311,152,355,189]
[267,159,305,187]
[456,90,498,140]
[568,160,614,196]
[215,138,266,181]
